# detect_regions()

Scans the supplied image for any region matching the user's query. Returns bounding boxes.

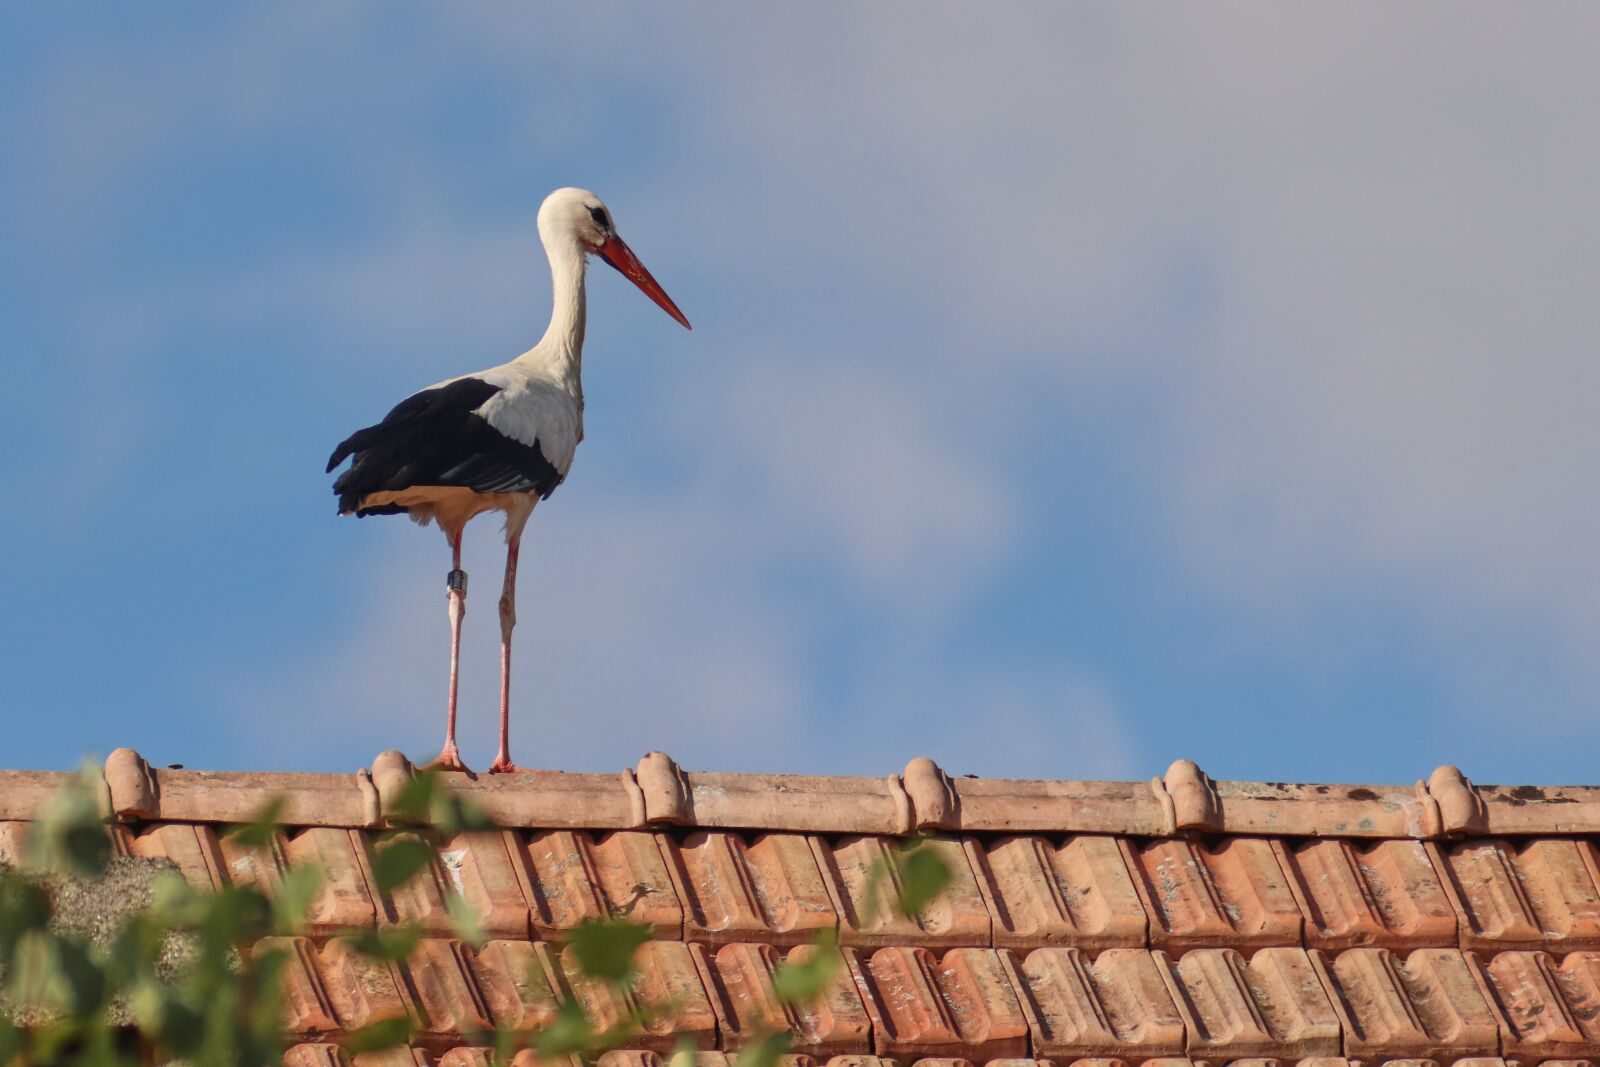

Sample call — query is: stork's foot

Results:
[428,741,470,773]
[487,754,523,774]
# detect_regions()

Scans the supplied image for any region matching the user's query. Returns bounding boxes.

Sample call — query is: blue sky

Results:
[3,6,1597,783]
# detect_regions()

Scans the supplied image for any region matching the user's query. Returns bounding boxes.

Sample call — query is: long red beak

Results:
[596,234,691,330]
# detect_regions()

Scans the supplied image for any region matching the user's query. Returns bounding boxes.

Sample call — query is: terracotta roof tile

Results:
[522,830,683,940]
[218,827,292,895]
[664,831,838,947]
[1003,947,1184,1058]
[261,936,340,1037]
[290,828,384,935]
[1156,947,1340,1059]
[1434,838,1600,951]
[284,1044,345,1067]
[693,941,870,1055]
[846,946,1028,1060]
[545,940,716,1053]
[1478,948,1600,1058]
[818,837,990,948]
[319,935,419,1033]
[970,836,1148,951]
[124,821,226,891]
[1281,839,1457,951]
[408,939,495,1040]
[19,752,1600,1063]
[435,1050,495,1067]
[0,820,28,865]
[469,940,561,1033]
[1127,838,1303,951]
[357,830,538,942]
[673,773,913,836]
[350,1048,428,1067]
[1310,947,1502,1060]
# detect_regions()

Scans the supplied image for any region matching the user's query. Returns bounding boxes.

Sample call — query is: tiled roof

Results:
[7,749,1600,1066]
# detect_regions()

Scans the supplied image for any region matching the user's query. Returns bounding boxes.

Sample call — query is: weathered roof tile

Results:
[1128,838,1302,951]
[1434,838,1600,950]
[694,941,870,1055]
[1310,946,1501,1060]
[522,830,683,940]
[818,837,989,948]
[1004,947,1184,1058]
[1282,838,1457,950]
[1157,947,1340,1059]
[971,836,1147,951]
[665,831,838,947]
[847,946,1028,1060]
[1478,948,1600,1058]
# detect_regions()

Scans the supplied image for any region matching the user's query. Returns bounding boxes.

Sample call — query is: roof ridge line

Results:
[2,750,1595,839]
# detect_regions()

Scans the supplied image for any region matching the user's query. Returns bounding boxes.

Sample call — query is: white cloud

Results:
[650,6,1600,715]
[691,355,1014,614]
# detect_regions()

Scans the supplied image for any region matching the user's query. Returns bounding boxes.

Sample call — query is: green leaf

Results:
[385,768,497,837]
[371,836,435,894]
[221,797,286,850]
[667,1036,700,1067]
[192,885,273,949]
[130,976,206,1055]
[491,1023,518,1066]
[272,863,324,934]
[436,793,496,836]
[347,925,423,964]
[28,765,111,877]
[52,936,106,1015]
[148,867,196,917]
[445,890,486,949]
[11,930,68,1013]
[772,930,841,1004]
[341,1016,412,1054]
[566,916,652,984]
[388,771,441,825]
[0,1019,26,1065]
[734,1028,792,1067]
[533,999,598,1057]
[0,876,53,955]
[893,841,954,919]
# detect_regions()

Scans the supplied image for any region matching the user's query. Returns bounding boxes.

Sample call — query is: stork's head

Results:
[538,187,691,330]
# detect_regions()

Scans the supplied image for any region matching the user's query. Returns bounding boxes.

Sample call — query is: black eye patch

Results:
[588,206,610,229]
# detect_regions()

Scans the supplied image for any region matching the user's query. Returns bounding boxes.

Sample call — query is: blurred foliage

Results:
[861,837,955,926]
[0,766,952,1067]
[0,765,305,1067]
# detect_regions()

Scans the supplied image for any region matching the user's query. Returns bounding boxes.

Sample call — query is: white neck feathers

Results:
[521,226,588,397]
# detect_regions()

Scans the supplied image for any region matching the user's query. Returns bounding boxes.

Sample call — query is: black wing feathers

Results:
[327,377,563,515]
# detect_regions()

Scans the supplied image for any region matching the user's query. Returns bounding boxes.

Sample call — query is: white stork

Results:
[326,187,689,773]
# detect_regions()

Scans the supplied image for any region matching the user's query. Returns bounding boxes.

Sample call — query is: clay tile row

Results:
[288,1051,1539,1067]
[100,814,1600,958]
[281,937,1600,1062]
[267,936,715,1051]
[31,749,1600,837]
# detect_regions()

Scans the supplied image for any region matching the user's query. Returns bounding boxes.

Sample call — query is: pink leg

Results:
[488,534,523,774]
[429,532,469,772]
